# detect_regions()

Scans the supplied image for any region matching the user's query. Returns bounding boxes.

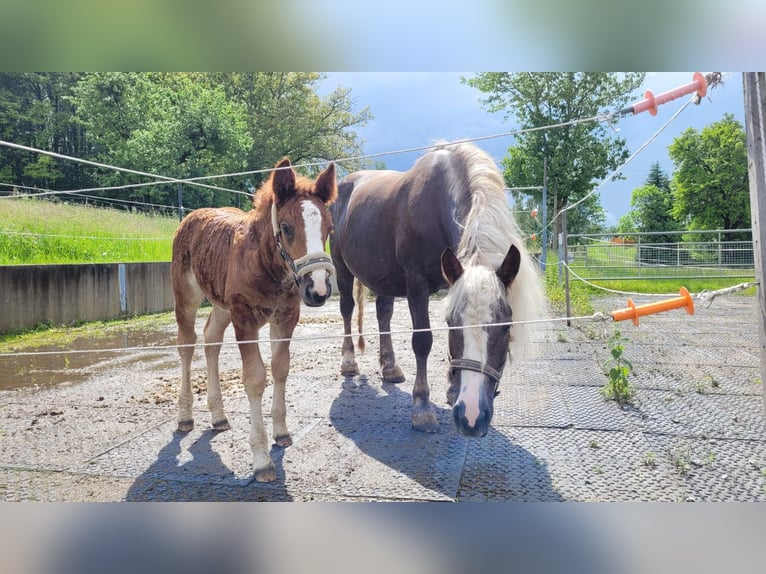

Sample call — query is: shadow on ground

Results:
[329,376,564,501]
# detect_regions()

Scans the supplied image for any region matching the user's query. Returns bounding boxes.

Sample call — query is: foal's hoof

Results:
[212,418,231,432]
[253,464,277,483]
[412,408,439,433]
[177,420,194,433]
[341,359,360,377]
[382,365,405,383]
[274,434,293,448]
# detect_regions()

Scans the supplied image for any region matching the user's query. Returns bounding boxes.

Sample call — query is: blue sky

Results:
[318,72,745,227]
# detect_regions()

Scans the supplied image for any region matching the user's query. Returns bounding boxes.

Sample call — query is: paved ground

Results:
[1,292,765,501]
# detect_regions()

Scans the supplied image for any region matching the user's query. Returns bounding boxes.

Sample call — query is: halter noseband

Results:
[272,202,335,286]
[449,357,503,397]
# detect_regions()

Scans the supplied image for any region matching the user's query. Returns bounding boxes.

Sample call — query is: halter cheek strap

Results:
[271,202,335,286]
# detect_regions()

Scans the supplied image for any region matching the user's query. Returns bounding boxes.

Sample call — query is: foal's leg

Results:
[203,305,232,431]
[233,312,274,482]
[376,295,405,383]
[174,288,204,432]
[405,276,438,432]
[270,311,298,447]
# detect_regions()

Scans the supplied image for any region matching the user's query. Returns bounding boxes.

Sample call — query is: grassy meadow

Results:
[0,198,179,264]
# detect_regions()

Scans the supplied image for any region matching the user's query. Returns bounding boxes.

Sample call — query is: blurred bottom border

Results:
[1,502,763,574]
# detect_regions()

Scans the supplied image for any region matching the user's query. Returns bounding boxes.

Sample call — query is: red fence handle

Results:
[620,72,707,117]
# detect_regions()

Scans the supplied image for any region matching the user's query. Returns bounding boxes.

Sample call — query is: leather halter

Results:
[449,357,503,396]
[272,202,335,286]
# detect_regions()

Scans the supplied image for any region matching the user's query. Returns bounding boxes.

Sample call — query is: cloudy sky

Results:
[318,72,745,227]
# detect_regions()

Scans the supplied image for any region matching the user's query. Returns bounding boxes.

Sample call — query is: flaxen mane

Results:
[437,141,547,352]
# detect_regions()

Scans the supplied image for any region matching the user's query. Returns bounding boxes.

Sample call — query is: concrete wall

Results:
[0,262,173,334]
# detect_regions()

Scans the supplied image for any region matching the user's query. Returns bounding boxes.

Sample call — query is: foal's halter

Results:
[449,357,503,397]
[271,202,335,286]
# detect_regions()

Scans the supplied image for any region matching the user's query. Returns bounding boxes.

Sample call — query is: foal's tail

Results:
[353,278,366,354]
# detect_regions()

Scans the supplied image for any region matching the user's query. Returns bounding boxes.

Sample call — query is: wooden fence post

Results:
[743,72,766,417]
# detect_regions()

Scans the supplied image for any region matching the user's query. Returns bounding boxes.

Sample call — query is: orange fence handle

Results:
[611,287,695,326]
[619,72,707,117]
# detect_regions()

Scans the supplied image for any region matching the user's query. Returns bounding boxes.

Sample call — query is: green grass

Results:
[0,198,178,264]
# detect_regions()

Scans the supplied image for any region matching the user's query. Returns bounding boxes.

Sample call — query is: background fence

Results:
[565,229,755,281]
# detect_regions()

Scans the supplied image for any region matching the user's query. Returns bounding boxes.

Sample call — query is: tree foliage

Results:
[463,72,645,238]
[0,72,371,213]
[668,113,749,240]
[616,162,680,240]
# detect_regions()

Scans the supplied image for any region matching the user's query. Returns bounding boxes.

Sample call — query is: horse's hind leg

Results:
[174,287,204,432]
[376,295,405,383]
[203,305,232,431]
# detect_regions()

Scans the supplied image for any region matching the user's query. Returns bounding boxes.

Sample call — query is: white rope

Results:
[0,115,605,203]
[0,312,611,359]
[697,282,759,307]
[0,139,245,198]
[0,230,169,241]
[563,262,685,297]
[540,96,694,235]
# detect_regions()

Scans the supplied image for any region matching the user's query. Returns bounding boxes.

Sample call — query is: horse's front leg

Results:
[270,311,298,447]
[336,265,359,376]
[203,305,232,431]
[233,312,274,482]
[376,295,405,383]
[406,276,438,433]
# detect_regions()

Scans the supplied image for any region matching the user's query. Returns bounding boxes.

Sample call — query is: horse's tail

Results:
[353,278,366,354]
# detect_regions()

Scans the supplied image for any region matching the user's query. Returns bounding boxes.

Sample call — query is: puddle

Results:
[0,326,178,392]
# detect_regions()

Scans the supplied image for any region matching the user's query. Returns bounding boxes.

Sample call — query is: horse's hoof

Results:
[177,420,194,433]
[274,434,293,448]
[212,418,230,432]
[382,366,405,383]
[253,465,277,483]
[412,409,439,433]
[341,360,359,377]
[446,388,458,407]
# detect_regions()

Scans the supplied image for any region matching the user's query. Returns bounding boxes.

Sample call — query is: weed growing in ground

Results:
[601,329,635,404]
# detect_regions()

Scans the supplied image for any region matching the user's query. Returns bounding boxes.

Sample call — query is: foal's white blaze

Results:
[301,200,328,295]
[455,266,497,426]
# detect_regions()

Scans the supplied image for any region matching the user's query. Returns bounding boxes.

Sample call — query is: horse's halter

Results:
[449,356,505,398]
[271,201,335,286]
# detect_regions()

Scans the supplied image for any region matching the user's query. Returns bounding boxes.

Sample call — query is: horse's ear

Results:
[272,157,296,206]
[497,244,521,288]
[314,162,338,206]
[441,248,463,286]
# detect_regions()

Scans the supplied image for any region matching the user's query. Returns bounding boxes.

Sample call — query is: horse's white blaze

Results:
[454,266,496,426]
[301,200,328,295]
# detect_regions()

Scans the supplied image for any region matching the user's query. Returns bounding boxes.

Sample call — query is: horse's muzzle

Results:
[301,274,332,307]
[453,399,492,437]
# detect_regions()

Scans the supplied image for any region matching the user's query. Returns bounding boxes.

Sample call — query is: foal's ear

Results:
[497,244,521,288]
[441,248,463,286]
[314,162,338,206]
[272,157,296,206]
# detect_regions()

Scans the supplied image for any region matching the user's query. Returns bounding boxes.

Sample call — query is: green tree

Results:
[0,73,87,190]
[617,162,680,241]
[207,73,372,181]
[463,72,645,237]
[71,72,254,209]
[668,113,749,240]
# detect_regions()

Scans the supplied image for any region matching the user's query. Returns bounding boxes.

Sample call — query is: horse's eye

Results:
[280,223,293,238]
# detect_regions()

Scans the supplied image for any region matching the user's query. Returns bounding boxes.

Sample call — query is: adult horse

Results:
[171,158,337,482]
[330,141,545,437]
